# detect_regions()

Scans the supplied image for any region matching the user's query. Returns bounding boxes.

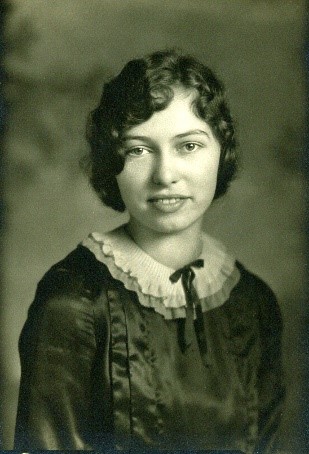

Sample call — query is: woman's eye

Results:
[182,142,200,153]
[127,147,150,157]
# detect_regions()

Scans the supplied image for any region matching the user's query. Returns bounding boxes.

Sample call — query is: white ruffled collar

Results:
[82,224,240,319]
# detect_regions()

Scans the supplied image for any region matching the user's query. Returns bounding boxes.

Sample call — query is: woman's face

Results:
[116,87,221,236]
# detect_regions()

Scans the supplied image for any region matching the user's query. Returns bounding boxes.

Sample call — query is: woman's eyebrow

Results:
[121,134,151,141]
[174,129,210,139]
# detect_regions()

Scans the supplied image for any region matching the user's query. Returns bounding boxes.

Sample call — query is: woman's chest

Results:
[99,285,261,452]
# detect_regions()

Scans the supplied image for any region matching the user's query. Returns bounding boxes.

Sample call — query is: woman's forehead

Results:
[123,89,208,139]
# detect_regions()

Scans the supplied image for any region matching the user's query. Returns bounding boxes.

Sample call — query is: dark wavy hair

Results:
[86,49,238,212]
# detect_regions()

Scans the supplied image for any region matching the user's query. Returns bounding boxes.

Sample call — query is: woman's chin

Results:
[130,214,204,236]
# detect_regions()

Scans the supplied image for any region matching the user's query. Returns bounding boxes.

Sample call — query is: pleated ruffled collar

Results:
[82,224,240,320]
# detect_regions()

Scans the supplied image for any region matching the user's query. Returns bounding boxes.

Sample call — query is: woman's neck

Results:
[125,221,203,270]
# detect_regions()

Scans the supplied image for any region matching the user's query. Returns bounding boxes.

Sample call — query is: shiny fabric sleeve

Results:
[254,279,286,453]
[14,264,103,450]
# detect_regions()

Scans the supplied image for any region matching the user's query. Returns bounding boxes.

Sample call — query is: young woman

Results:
[14,50,285,453]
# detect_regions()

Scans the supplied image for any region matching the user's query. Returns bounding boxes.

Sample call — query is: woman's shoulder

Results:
[37,245,109,298]
[27,245,111,321]
[19,246,111,361]
[231,261,282,330]
[234,261,276,298]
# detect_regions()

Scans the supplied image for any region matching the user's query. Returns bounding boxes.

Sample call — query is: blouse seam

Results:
[121,295,134,440]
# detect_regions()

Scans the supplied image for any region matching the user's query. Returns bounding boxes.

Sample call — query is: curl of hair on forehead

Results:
[85,49,239,212]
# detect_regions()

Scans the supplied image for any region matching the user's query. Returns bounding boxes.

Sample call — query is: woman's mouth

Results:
[148,197,189,213]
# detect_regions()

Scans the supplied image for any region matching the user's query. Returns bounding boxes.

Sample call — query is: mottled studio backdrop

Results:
[2,0,306,450]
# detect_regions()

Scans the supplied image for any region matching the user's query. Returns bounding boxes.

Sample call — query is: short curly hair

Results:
[86,49,238,212]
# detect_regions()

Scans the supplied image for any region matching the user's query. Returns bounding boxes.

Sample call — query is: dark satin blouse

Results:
[14,245,285,453]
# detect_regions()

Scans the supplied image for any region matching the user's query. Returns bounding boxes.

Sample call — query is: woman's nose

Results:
[152,151,179,186]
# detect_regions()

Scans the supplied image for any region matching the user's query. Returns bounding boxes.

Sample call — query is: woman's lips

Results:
[148,197,189,213]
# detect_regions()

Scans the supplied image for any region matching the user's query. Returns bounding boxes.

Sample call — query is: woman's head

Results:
[86,49,238,212]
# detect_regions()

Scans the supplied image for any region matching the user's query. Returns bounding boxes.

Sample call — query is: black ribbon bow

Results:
[169,259,209,366]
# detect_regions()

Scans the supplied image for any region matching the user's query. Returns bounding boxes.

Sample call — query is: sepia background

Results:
[2,0,306,450]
